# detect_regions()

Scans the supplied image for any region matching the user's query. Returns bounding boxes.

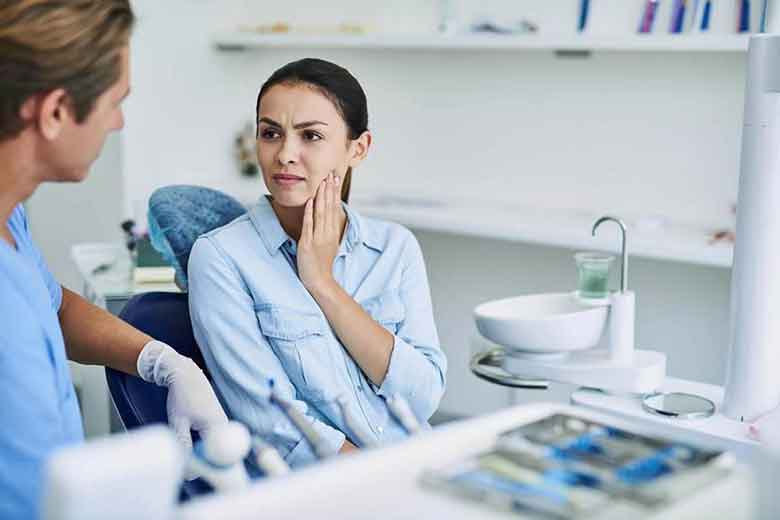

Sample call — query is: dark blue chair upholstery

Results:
[106,291,212,499]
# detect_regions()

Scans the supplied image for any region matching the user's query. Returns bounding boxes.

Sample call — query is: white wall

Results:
[116,0,745,417]
[28,134,125,291]
[123,0,744,230]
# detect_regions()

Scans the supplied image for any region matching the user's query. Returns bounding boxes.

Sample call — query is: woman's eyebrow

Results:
[258,117,281,128]
[257,117,328,129]
[293,120,328,129]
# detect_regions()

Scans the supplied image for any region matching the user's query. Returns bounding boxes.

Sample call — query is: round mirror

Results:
[469,348,549,389]
[642,392,715,419]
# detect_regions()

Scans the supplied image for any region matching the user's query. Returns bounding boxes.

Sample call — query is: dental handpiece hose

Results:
[269,383,333,459]
[251,437,290,477]
[189,421,252,492]
[386,393,422,435]
[336,395,379,449]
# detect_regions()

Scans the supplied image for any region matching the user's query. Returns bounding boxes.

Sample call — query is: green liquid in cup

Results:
[577,265,610,298]
[575,252,613,299]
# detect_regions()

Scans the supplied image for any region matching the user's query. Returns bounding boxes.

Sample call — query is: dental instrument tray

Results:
[420,413,735,519]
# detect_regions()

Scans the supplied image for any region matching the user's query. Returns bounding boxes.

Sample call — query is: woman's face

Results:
[256,83,366,207]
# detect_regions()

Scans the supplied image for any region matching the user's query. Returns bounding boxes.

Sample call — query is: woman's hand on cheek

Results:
[298,172,341,294]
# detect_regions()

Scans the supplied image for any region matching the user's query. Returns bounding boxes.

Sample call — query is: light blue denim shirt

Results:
[188,196,447,469]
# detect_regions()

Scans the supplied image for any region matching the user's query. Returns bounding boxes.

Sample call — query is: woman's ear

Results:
[347,131,372,168]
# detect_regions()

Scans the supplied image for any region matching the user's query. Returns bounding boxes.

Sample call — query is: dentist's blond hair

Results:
[0,0,135,140]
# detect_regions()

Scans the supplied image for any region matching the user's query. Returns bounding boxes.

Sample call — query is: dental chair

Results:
[105,185,246,500]
[107,291,208,430]
[106,291,212,500]
[146,185,247,290]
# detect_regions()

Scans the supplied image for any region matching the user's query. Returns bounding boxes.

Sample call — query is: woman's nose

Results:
[277,137,298,165]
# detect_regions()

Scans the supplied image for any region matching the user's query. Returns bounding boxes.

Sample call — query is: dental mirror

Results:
[641,392,716,419]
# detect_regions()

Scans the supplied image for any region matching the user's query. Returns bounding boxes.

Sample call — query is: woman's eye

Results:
[303,130,322,142]
[260,129,280,140]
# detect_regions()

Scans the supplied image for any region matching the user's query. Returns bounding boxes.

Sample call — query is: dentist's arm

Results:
[58,287,227,448]
[58,287,148,375]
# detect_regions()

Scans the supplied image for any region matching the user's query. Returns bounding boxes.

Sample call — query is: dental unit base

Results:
[175,403,754,520]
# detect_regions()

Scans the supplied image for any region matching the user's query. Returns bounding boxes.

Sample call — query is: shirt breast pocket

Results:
[255,304,335,404]
[360,290,406,335]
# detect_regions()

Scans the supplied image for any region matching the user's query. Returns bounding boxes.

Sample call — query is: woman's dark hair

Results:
[256,58,369,203]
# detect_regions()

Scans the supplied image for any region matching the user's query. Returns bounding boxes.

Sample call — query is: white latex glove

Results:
[137,340,229,452]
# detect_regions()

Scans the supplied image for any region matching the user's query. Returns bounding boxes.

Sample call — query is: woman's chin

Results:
[268,191,309,208]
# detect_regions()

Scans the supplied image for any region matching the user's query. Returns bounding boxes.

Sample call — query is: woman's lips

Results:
[272,174,304,186]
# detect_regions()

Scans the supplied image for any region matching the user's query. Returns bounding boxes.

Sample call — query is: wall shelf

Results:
[213,31,750,53]
[350,196,734,269]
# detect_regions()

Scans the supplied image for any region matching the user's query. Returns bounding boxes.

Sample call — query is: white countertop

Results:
[351,196,734,269]
[70,242,179,303]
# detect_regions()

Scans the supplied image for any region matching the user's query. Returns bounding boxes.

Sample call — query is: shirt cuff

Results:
[282,419,346,468]
[376,335,418,400]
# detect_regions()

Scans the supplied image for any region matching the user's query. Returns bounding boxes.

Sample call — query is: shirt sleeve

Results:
[187,237,345,467]
[376,231,447,421]
[0,279,67,519]
[13,205,62,312]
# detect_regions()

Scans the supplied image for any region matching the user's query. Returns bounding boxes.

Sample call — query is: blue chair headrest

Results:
[148,185,246,290]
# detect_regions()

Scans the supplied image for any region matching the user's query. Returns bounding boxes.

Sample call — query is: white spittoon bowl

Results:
[474,293,608,354]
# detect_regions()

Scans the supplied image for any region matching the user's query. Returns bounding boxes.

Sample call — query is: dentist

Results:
[0,1,227,518]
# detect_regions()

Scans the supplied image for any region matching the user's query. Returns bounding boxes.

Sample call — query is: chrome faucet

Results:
[592,216,628,293]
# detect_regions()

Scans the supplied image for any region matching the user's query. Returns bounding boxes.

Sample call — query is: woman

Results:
[188,58,447,468]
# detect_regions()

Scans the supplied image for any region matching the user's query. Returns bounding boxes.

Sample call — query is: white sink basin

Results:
[474,293,608,354]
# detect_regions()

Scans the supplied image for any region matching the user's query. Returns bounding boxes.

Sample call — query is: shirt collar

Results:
[343,203,384,254]
[248,195,384,256]
[249,196,290,255]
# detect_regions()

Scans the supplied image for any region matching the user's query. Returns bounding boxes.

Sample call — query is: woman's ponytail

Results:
[341,168,352,203]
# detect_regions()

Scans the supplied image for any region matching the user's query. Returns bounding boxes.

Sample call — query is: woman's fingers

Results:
[301,197,314,243]
[327,172,334,211]
[324,172,333,234]
[314,175,327,237]
[332,174,341,234]
[310,172,341,244]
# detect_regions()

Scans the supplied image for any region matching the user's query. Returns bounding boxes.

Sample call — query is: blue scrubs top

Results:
[0,205,83,520]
